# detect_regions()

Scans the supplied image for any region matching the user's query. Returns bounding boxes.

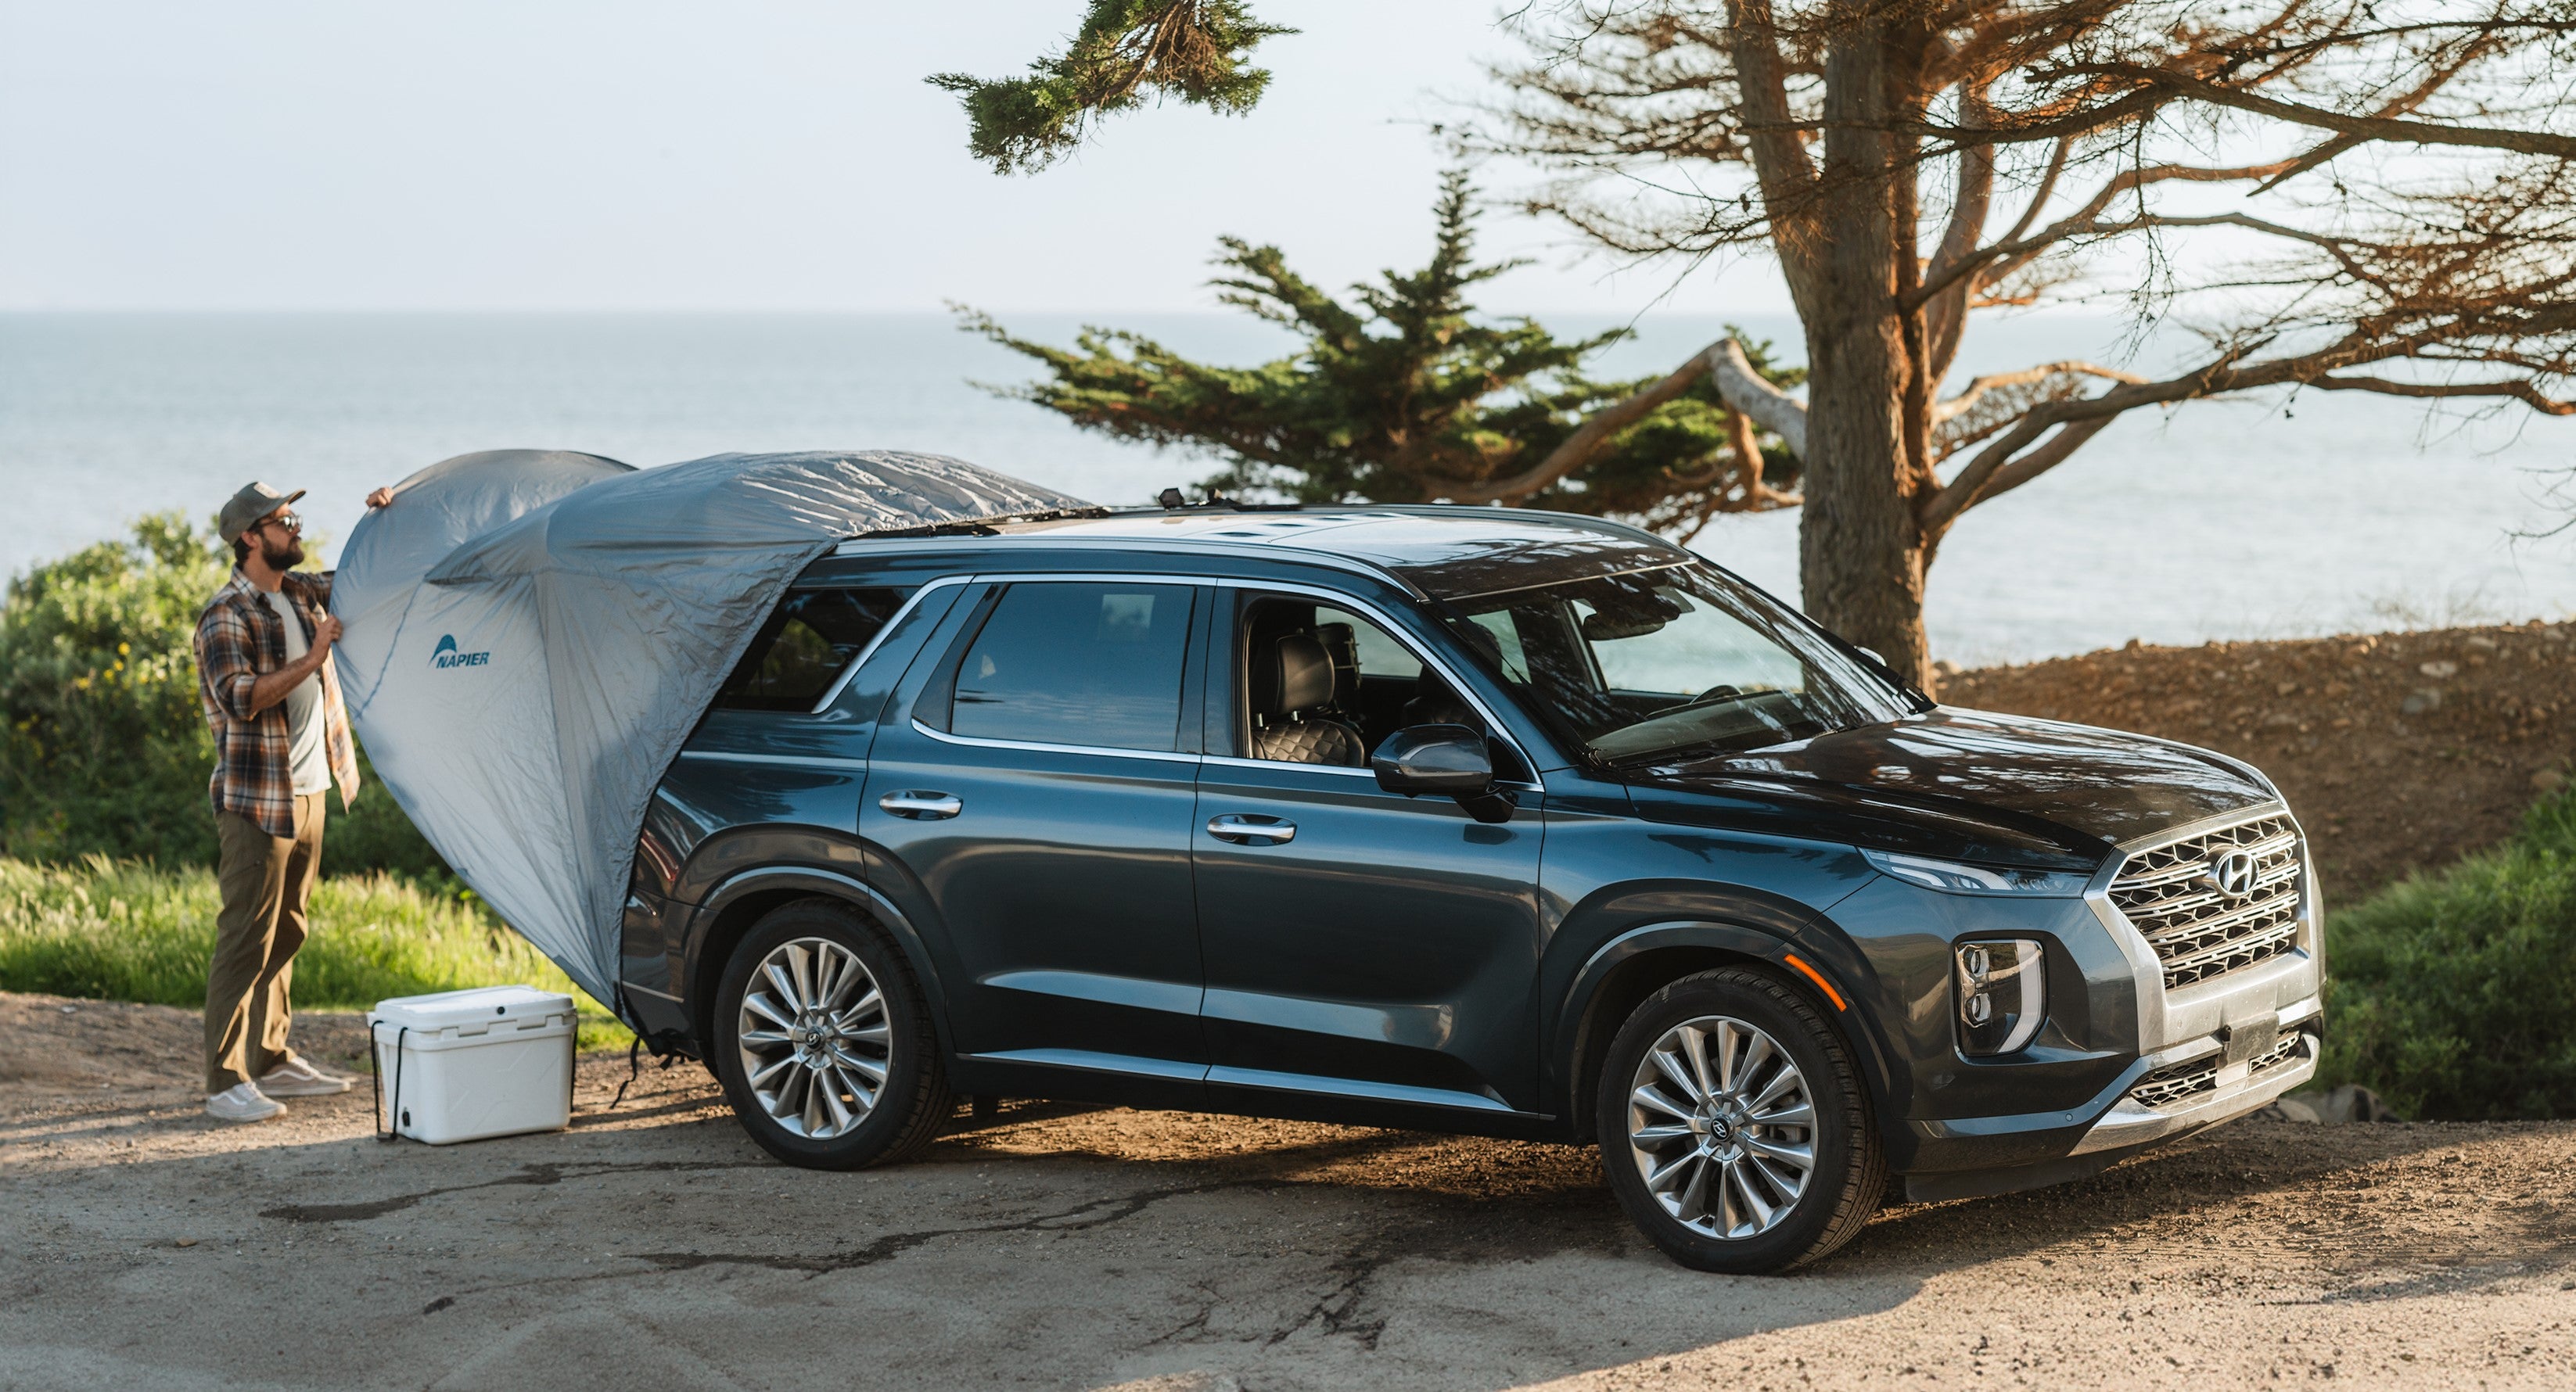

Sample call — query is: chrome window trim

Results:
[814,569,1547,781]
[804,574,980,716]
[1210,575,1544,784]
[1201,752,1372,779]
[1196,752,1543,794]
[911,573,1209,759]
[911,719,1203,766]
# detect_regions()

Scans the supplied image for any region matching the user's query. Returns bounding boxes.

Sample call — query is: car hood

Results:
[1622,707,2278,871]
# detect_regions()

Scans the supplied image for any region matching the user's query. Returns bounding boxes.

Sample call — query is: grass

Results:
[2318,783,2576,1120]
[0,856,631,1049]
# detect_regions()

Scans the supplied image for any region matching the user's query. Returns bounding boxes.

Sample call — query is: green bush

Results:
[0,855,625,1045]
[2321,783,2576,1119]
[0,514,449,880]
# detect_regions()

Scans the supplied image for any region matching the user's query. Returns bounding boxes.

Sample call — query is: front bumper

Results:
[1899,801,2326,1196]
[2069,992,2319,1155]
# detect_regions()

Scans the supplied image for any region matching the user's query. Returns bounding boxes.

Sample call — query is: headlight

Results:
[1955,939,2046,1056]
[1863,848,2089,897]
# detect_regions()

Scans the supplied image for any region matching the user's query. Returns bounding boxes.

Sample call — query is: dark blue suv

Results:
[616,504,2321,1272]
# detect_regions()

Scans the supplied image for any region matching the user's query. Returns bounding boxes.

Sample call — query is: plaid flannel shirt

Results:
[193,569,361,838]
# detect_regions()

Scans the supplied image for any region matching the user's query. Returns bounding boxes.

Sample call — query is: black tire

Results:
[1594,967,1884,1274]
[711,899,950,1171]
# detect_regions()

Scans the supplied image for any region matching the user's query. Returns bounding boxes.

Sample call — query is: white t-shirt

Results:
[261,589,332,797]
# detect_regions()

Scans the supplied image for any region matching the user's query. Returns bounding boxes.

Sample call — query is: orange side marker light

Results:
[1781,953,1848,1011]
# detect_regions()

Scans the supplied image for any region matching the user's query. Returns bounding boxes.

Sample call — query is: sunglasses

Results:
[257,511,304,535]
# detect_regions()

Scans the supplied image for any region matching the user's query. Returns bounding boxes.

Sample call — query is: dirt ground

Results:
[3,993,2572,1390]
[1944,619,2576,899]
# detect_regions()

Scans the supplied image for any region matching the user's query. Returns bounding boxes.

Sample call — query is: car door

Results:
[1191,583,1547,1115]
[860,577,1212,1078]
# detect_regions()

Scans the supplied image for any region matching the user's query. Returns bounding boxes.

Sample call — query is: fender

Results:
[679,863,955,1059]
[1547,912,1906,1143]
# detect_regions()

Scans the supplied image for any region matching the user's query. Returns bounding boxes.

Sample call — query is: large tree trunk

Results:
[1792,12,1937,693]
[1799,318,1932,690]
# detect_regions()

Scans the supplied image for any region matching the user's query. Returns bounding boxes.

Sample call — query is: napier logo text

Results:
[2203,848,2260,900]
[429,634,491,670]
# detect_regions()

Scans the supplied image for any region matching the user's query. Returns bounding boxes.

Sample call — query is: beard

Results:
[258,534,305,570]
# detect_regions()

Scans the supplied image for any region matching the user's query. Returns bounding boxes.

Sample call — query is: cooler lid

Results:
[369,985,575,1031]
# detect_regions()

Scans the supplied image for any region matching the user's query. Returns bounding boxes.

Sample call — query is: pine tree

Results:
[961,174,1803,539]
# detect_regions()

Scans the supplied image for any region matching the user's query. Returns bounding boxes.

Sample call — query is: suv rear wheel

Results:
[712,899,950,1170]
[1597,967,1883,1273]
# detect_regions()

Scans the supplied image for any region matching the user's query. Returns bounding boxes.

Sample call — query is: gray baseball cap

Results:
[217,482,307,544]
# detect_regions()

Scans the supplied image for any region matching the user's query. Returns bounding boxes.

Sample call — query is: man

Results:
[192,480,394,1122]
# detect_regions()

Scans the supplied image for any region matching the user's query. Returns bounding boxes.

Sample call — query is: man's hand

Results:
[365,487,394,508]
[245,615,343,715]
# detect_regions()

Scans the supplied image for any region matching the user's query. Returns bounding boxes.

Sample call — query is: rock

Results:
[2269,1085,2401,1124]
[2401,689,2443,714]
[2538,768,2567,795]
[2465,635,2499,651]
[2267,1095,2326,1124]
[2418,660,2459,679]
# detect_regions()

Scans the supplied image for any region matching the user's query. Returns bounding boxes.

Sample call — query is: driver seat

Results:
[1249,633,1367,767]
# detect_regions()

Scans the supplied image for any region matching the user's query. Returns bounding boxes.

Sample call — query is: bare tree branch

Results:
[1712,336,1808,457]
[2060,62,2576,162]
[1933,361,2148,424]
[2303,373,2576,414]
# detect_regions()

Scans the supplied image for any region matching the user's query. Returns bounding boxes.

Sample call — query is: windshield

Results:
[1437,562,1918,764]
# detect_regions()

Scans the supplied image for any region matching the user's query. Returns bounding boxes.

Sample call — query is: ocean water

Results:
[5,311,2573,667]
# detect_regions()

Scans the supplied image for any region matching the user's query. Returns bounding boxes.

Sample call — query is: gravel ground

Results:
[2,991,2571,1391]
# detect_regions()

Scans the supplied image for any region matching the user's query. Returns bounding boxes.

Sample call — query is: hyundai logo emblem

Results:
[2204,848,2259,900]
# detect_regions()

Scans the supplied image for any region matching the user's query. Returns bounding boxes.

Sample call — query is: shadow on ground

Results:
[4,992,2571,1391]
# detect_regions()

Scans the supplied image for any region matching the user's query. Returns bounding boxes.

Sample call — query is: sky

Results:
[0,1,1794,315]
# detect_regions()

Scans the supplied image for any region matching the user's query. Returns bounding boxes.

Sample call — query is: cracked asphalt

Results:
[3,992,2573,1390]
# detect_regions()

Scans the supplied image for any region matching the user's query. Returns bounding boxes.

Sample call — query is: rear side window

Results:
[714,587,910,712]
[944,582,1195,751]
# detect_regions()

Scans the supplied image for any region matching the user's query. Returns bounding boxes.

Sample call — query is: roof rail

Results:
[856,505,1112,540]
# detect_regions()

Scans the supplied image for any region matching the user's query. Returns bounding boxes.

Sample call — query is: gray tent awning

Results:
[332,450,1092,1005]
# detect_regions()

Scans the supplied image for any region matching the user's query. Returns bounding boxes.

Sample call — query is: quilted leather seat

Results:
[1249,632,1367,766]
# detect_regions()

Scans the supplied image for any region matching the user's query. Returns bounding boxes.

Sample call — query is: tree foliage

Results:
[929,1,1294,174]
[961,173,1803,535]
[956,2,2576,689]
[2325,780,2576,1119]
[0,515,447,877]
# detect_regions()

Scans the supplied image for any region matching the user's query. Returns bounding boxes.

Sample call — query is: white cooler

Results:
[369,985,576,1144]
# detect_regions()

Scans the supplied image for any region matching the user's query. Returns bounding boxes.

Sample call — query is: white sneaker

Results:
[206,1082,285,1123]
[257,1057,354,1098]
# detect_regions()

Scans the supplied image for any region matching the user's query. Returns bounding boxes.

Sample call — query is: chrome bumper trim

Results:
[2069,1013,2319,1157]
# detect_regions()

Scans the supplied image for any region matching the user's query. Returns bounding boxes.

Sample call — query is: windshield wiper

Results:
[1646,687,1758,719]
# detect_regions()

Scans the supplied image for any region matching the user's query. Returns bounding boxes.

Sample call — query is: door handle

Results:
[1205,813,1295,846]
[878,791,963,820]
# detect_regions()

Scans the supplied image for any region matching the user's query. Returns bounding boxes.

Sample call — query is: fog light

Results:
[1955,939,2046,1056]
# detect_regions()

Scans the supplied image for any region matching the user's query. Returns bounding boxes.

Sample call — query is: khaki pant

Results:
[207,792,325,1094]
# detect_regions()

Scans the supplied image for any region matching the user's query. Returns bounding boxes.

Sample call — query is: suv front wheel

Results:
[1597,967,1884,1273]
[712,899,950,1170]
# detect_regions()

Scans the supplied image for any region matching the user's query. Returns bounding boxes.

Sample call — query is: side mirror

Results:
[1371,724,1517,824]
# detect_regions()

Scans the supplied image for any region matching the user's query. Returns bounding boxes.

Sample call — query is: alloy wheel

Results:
[735,936,892,1139]
[1624,1014,1816,1240]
